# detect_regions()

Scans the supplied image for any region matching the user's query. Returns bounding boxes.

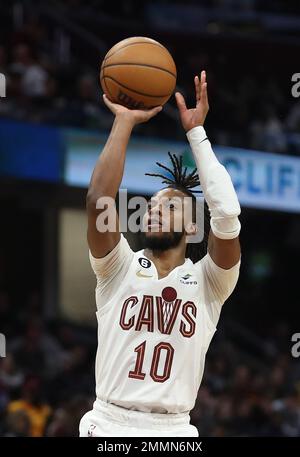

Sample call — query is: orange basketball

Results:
[100,37,177,109]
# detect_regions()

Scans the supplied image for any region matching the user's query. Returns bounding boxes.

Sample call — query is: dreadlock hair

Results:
[145,152,210,263]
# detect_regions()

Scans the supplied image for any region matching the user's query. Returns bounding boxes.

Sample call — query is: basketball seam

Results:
[102,62,176,79]
[101,67,114,101]
[101,76,172,98]
[104,41,165,61]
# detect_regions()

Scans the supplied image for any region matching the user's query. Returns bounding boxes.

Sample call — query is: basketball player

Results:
[79,71,241,437]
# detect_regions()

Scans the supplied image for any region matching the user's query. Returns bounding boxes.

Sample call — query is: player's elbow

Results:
[86,190,101,213]
[86,189,113,215]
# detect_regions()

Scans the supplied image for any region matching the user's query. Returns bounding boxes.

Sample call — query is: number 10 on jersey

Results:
[128,340,174,383]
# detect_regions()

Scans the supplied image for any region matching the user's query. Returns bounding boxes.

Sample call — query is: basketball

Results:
[100,37,177,109]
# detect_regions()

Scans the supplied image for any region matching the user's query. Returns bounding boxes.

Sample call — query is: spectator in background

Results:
[0,45,7,74]
[0,291,16,338]
[46,344,92,406]
[7,375,51,437]
[77,74,112,129]
[0,354,24,396]
[46,395,92,437]
[11,318,67,379]
[286,101,300,132]
[3,410,31,437]
[10,43,48,98]
[249,105,287,153]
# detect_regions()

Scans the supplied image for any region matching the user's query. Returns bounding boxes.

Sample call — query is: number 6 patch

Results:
[138,257,151,269]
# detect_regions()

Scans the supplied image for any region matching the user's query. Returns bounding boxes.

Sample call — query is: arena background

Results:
[0,0,300,437]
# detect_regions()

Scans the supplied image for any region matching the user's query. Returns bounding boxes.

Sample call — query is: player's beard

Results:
[140,229,184,251]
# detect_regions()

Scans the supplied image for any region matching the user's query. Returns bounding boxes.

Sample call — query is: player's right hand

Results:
[103,94,162,126]
[175,71,209,132]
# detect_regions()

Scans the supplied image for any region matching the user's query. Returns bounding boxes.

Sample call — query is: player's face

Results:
[141,188,193,250]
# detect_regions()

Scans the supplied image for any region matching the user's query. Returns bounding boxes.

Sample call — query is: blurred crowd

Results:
[0,288,299,437]
[0,290,95,437]
[0,5,300,155]
[191,333,300,436]
[0,37,113,131]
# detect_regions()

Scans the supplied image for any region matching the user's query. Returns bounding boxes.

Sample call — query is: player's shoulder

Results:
[133,247,152,268]
[186,254,216,281]
[188,254,208,273]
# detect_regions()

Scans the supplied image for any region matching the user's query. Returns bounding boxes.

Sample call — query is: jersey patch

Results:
[138,257,151,269]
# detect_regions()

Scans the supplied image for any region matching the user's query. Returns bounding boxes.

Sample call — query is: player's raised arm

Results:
[86,95,162,258]
[175,72,241,269]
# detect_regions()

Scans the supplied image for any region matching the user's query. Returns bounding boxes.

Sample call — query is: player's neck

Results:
[143,245,186,279]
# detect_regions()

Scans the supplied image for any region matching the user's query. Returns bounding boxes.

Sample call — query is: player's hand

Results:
[175,71,209,132]
[103,94,162,126]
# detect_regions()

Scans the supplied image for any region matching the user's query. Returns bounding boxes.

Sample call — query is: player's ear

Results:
[185,222,197,236]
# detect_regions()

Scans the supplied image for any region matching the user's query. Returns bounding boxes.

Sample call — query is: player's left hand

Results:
[175,70,209,132]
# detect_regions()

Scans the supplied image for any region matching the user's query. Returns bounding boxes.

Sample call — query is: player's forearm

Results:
[87,115,133,206]
[187,126,241,240]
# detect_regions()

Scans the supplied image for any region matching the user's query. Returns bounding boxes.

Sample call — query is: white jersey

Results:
[89,234,240,414]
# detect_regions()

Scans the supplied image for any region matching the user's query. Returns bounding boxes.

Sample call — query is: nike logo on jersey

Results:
[136,269,154,279]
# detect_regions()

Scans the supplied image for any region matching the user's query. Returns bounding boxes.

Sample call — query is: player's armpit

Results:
[89,233,134,310]
[201,250,240,304]
[197,251,240,326]
[89,233,133,281]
